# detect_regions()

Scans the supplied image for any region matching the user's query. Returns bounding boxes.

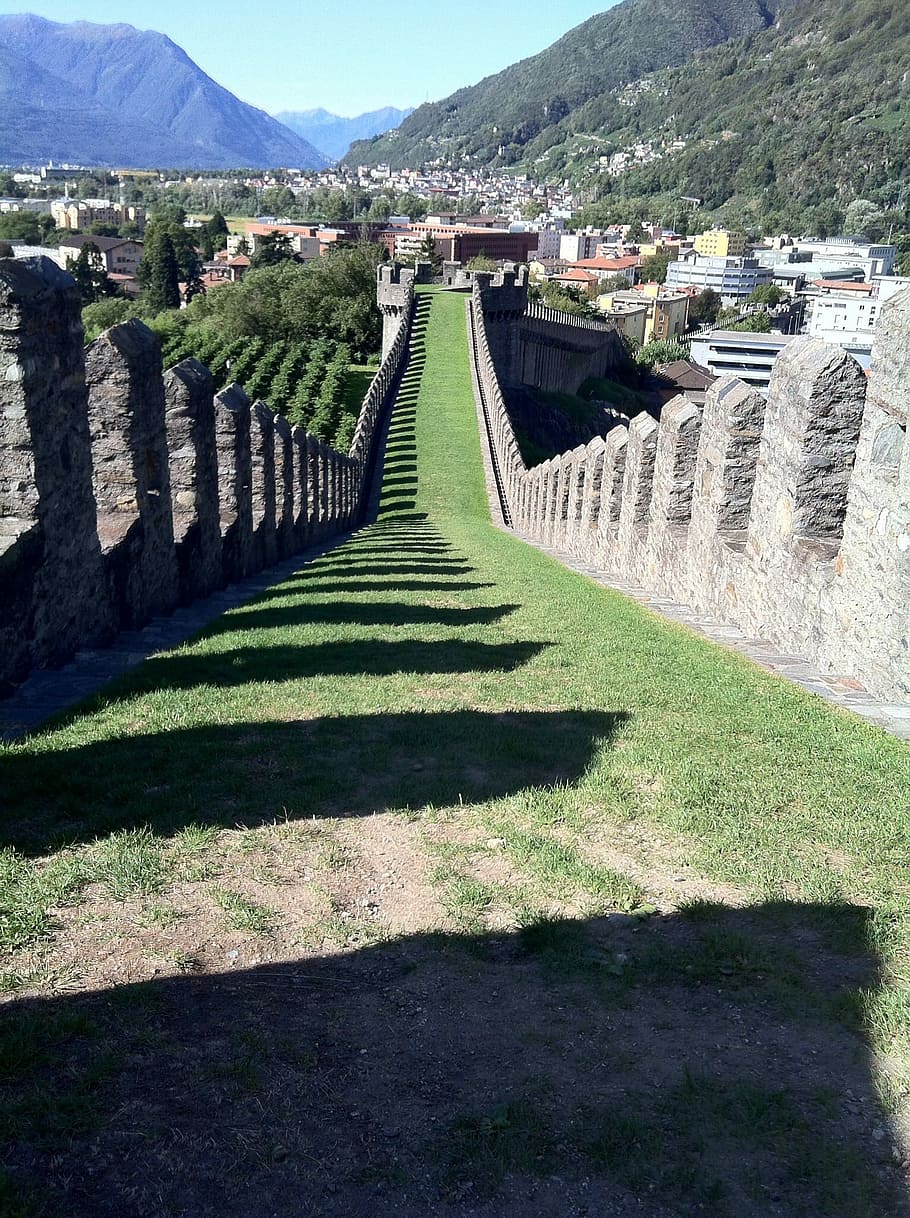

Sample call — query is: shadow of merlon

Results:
[1,707,624,853]
[1,902,905,1218]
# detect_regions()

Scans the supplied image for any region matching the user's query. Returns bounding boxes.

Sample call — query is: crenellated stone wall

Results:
[467,266,626,396]
[377,263,416,361]
[0,257,414,692]
[469,276,910,703]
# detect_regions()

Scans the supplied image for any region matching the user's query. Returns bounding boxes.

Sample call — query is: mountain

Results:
[275,107,413,161]
[345,0,799,169]
[0,15,327,169]
[543,0,910,233]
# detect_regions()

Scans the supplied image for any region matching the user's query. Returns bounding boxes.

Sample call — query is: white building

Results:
[665,253,772,304]
[796,238,895,278]
[805,276,910,370]
[807,295,880,370]
[689,330,801,393]
[559,231,602,262]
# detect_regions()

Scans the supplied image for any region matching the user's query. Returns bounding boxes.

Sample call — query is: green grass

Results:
[211,888,278,937]
[1,289,909,1214]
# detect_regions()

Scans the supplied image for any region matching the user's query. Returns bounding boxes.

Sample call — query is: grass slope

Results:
[1,290,909,1216]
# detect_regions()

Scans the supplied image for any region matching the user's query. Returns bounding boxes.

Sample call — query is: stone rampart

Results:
[377,263,416,361]
[469,281,910,703]
[472,271,626,395]
[0,256,413,691]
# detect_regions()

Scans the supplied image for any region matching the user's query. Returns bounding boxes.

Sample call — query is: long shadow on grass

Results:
[1,709,624,853]
[2,904,904,1218]
[208,602,521,633]
[114,639,549,696]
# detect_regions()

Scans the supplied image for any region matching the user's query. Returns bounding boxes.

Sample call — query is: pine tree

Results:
[70,242,108,305]
[142,229,181,313]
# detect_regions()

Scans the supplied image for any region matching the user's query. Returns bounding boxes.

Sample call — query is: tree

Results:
[636,337,691,369]
[250,232,295,268]
[69,242,108,304]
[414,233,442,275]
[532,281,592,316]
[640,252,671,284]
[749,283,783,308]
[0,212,42,244]
[844,198,884,241]
[726,310,772,333]
[467,252,498,271]
[82,297,140,341]
[140,228,181,313]
[206,211,229,253]
[895,233,910,277]
[688,288,721,325]
[598,273,634,293]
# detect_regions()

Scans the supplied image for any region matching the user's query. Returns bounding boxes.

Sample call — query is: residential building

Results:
[50,198,146,232]
[796,238,896,278]
[559,231,602,261]
[665,253,772,304]
[56,235,144,278]
[0,197,51,215]
[570,255,641,286]
[395,223,536,264]
[600,287,689,342]
[804,277,910,371]
[693,228,748,258]
[599,301,649,346]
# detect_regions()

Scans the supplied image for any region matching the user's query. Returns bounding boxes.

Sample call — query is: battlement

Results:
[468,283,910,703]
[377,263,416,359]
[472,275,624,394]
[0,256,414,691]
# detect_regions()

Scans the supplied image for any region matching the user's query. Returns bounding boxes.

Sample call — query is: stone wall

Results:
[469,278,910,704]
[469,268,626,395]
[0,256,414,691]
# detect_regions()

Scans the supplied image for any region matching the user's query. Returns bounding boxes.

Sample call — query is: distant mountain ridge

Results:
[0,15,327,169]
[275,107,413,161]
[346,0,800,168]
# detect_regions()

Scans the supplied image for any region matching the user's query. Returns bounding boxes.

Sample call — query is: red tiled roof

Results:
[572,255,641,270]
[812,279,873,293]
[555,268,598,283]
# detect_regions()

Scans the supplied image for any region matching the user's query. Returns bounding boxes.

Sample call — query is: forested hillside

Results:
[544,0,910,233]
[348,0,908,236]
[346,0,797,169]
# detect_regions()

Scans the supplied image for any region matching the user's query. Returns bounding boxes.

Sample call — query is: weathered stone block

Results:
[0,256,113,684]
[86,318,178,628]
[250,400,277,571]
[215,383,254,582]
[164,358,222,603]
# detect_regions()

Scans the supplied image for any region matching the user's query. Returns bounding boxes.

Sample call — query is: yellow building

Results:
[600,288,690,342]
[597,300,649,345]
[639,240,681,259]
[650,291,690,342]
[693,228,747,258]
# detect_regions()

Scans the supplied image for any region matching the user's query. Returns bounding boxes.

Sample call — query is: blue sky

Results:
[0,1,618,115]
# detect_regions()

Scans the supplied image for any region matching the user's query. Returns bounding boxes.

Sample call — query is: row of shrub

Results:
[82,245,386,451]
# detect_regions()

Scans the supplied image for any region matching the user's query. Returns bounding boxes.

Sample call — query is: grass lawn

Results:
[1,290,909,1217]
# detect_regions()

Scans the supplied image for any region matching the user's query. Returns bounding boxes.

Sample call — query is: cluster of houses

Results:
[0,170,903,390]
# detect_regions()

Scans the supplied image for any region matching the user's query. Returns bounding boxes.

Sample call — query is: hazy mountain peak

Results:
[0,14,328,169]
[276,105,414,161]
